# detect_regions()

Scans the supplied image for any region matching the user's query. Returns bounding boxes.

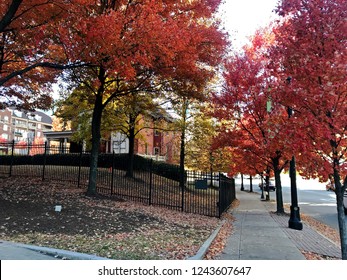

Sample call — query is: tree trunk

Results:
[179,125,186,189]
[179,99,188,189]
[331,139,347,259]
[86,93,103,196]
[272,156,284,213]
[209,150,213,187]
[333,168,347,260]
[86,67,106,196]
[0,0,23,33]
[126,120,135,178]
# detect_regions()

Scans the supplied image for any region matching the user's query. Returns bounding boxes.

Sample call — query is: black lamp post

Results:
[249,175,253,192]
[286,77,303,230]
[288,155,303,230]
[241,174,244,191]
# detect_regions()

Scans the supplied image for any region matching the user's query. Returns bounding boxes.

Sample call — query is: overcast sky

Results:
[218,0,279,49]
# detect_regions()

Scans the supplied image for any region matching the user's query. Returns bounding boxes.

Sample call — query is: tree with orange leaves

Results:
[29,137,45,155]
[52,0,228,195]
[0,1,82,110]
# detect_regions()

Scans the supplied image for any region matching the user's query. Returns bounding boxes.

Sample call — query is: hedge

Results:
[0,153,181,181]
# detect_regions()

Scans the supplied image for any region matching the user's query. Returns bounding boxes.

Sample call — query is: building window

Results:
[154,130,160,136]
[3,124,7,131]
[29,122,36,128]
[154,147,160,155]
[113,140,126,154]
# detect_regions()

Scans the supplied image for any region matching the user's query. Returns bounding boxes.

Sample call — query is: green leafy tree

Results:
[185,104,232,173]
[55,86,171,177]
[106,93,169,177]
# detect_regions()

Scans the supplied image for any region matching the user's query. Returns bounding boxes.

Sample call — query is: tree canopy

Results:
[0,0,77,109]
[212,0,347,259]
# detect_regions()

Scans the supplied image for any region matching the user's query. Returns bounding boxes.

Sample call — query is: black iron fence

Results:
[0,141,235,218]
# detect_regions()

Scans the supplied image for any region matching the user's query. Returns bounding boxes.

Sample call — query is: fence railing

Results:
[0,141,235,218]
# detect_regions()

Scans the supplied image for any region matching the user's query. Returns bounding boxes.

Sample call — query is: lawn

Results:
[0,177,222,260]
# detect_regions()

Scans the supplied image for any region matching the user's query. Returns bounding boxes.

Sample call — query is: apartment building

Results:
[0,108,53,143]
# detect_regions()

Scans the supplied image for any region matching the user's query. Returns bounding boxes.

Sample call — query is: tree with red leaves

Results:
[53,0,227,195]
[0,1,81,110]
[270,0,347,259]
[213,28,292,212]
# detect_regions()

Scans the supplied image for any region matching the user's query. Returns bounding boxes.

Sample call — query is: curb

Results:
[187,220,225,260]
[11,241,109,260]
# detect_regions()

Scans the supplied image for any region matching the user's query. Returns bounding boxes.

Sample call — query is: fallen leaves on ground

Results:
[299,212,340,245]
[0,177,219,260]
[204,199,239,259]
[283,203,341,260]
[301,251,340,260]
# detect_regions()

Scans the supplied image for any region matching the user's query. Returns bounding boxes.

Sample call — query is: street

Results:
[235,174,347,230]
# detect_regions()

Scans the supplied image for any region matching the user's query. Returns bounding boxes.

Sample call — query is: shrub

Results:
[0,152,182,181]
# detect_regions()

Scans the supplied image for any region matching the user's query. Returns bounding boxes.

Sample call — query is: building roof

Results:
[149,107,175,123]
[33,111,52,125]
[43,130,73,140]
[5,107,52,125]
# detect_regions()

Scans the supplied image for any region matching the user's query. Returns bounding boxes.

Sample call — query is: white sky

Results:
[218,0,279,49]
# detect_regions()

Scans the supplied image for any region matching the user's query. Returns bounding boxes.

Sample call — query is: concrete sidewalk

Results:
[218,188,341,260]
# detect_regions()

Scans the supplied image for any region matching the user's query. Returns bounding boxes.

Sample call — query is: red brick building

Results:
[107,115,179,164]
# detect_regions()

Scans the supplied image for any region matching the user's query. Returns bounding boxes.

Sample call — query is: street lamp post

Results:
[286,77,303,230]
[241,174,244,191]
[288,154,303,230]
[249,175,253,192]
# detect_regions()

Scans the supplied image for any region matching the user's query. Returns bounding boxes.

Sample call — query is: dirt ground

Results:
[0,177,221,260]
[0,176,341,260]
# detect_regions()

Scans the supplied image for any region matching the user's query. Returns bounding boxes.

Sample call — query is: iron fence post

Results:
[111,151,115,196]
[9,140,14,177]
[218,172,222,218]
[181,168,185,212]
[42,141,47,181]
[149,159,153,205]
[77,150,82,188]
